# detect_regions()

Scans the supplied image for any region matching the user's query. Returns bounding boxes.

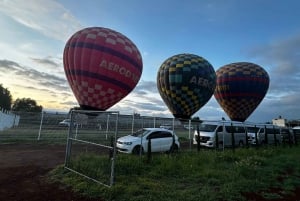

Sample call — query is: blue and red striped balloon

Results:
[214,62,269,122]
[63,27,143,110]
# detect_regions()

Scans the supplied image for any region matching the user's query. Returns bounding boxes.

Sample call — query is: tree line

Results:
[0,84,42,112]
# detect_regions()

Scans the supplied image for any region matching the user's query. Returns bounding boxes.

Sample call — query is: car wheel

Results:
[238,141,244,147]
[132,146,143,155]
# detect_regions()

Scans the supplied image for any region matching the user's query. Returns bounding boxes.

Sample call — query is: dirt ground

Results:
[0,143,299,201]
[0,143,101,201]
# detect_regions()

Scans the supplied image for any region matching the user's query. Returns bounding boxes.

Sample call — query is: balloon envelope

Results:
[157,54,216,119]
[63,27,143,110]
[214,62,270,122]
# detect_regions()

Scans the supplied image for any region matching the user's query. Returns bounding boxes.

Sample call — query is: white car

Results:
[58,119,78,127]
[116,128,180,154]
[59,119,71,127]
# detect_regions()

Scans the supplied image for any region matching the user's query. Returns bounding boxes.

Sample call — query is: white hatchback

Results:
[116,128,180,154]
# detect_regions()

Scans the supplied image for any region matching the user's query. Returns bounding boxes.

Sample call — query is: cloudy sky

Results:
[0,0,299,123]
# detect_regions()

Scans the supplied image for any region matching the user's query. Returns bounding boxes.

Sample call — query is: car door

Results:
[157,131,173,152]
[147,131,161,152]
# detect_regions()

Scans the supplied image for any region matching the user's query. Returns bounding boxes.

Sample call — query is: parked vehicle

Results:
[280,127,294,144]
[183,124,194,130]
[159,124,172,130]
[293,126,300,131]
[292,126,300,143]
[116,128,180,154]
[246,126,260,145]
[246,124,283,145]
[59,119,72,127]
[58,119,79,127]
[193,121,247,148]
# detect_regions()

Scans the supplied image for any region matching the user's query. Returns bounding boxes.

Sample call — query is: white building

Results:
[272,116,287,127]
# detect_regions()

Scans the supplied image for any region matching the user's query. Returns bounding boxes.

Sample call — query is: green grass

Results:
[48,146,300,201]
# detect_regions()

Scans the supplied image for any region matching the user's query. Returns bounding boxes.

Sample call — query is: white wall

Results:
[272,118,287,127]
[0,110,20,131]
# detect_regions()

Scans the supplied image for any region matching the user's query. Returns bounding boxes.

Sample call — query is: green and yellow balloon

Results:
[157,53,216,119]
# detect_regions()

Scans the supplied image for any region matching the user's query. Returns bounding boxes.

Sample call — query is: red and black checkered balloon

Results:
[214,62,269,122]
[63,27,143,110]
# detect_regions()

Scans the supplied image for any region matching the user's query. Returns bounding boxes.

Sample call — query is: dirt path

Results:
[0,143,100,201]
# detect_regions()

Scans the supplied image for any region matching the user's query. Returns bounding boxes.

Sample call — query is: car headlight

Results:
[124,142,132,145]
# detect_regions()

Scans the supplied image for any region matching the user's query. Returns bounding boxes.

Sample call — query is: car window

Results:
[147,131,173,139]
[159,132,172,138]
[259,128,265,134]
[247,127,259,133]
[147,131,161,139]
[199,124,218,132]
[132,129,151,137]
[225,126,245,133]
[266,128,280,134]
[216,126,223,133]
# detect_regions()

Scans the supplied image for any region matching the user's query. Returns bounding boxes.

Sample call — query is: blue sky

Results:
[0,0,299,123]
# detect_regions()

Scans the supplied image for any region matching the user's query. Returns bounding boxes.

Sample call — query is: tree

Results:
[0,84,12,111]
[12,98,43,112]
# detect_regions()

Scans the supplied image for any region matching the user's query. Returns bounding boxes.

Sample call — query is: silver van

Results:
[193,121,247,148]
[246,124,282,145]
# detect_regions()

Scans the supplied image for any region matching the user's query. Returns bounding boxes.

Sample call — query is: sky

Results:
[0,0,299,123]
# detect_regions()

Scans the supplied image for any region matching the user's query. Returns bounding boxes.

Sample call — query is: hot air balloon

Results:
[63,27,143,110]
[214,62,269,122]
[157,54,216,119]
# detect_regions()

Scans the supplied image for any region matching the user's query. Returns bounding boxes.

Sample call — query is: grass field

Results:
[49,145,300,201]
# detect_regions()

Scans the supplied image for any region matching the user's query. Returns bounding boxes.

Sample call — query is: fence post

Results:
[288,129,292,147]
[264,126,268,145]
[110,112,119,186]
[131,112,135,134]
[231,122,235,152]
[106,114,110,140]
[147,138,151,162]
[188,119,192,151]
[197,123,200,152]
[109,135,114,159]
[37,111,44,140]
[255,125,259,149]
[273,126,277,147]
[245,123,248,148]
[215,130,219,150]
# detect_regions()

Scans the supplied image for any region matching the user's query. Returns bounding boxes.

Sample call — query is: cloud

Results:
[0,0,82,41]
[248,33,300,75]
[245,33,300,121]
[133,80,159,94]
[247,33,300,93]
[0,59,21,71]
[30,57,60,68]
[0,59,69,92]
[109,80,170,116]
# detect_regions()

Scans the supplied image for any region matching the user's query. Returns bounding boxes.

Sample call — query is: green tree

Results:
[0,84,12,110]
[12,98,43,112]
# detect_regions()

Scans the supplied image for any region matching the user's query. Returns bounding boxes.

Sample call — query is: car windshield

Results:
[199,124,217,132]
[131,129,151,137]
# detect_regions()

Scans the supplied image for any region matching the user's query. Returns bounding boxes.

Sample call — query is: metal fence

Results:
[1,110,299,187]
[64,110,119,187]
[1,111,299,148]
